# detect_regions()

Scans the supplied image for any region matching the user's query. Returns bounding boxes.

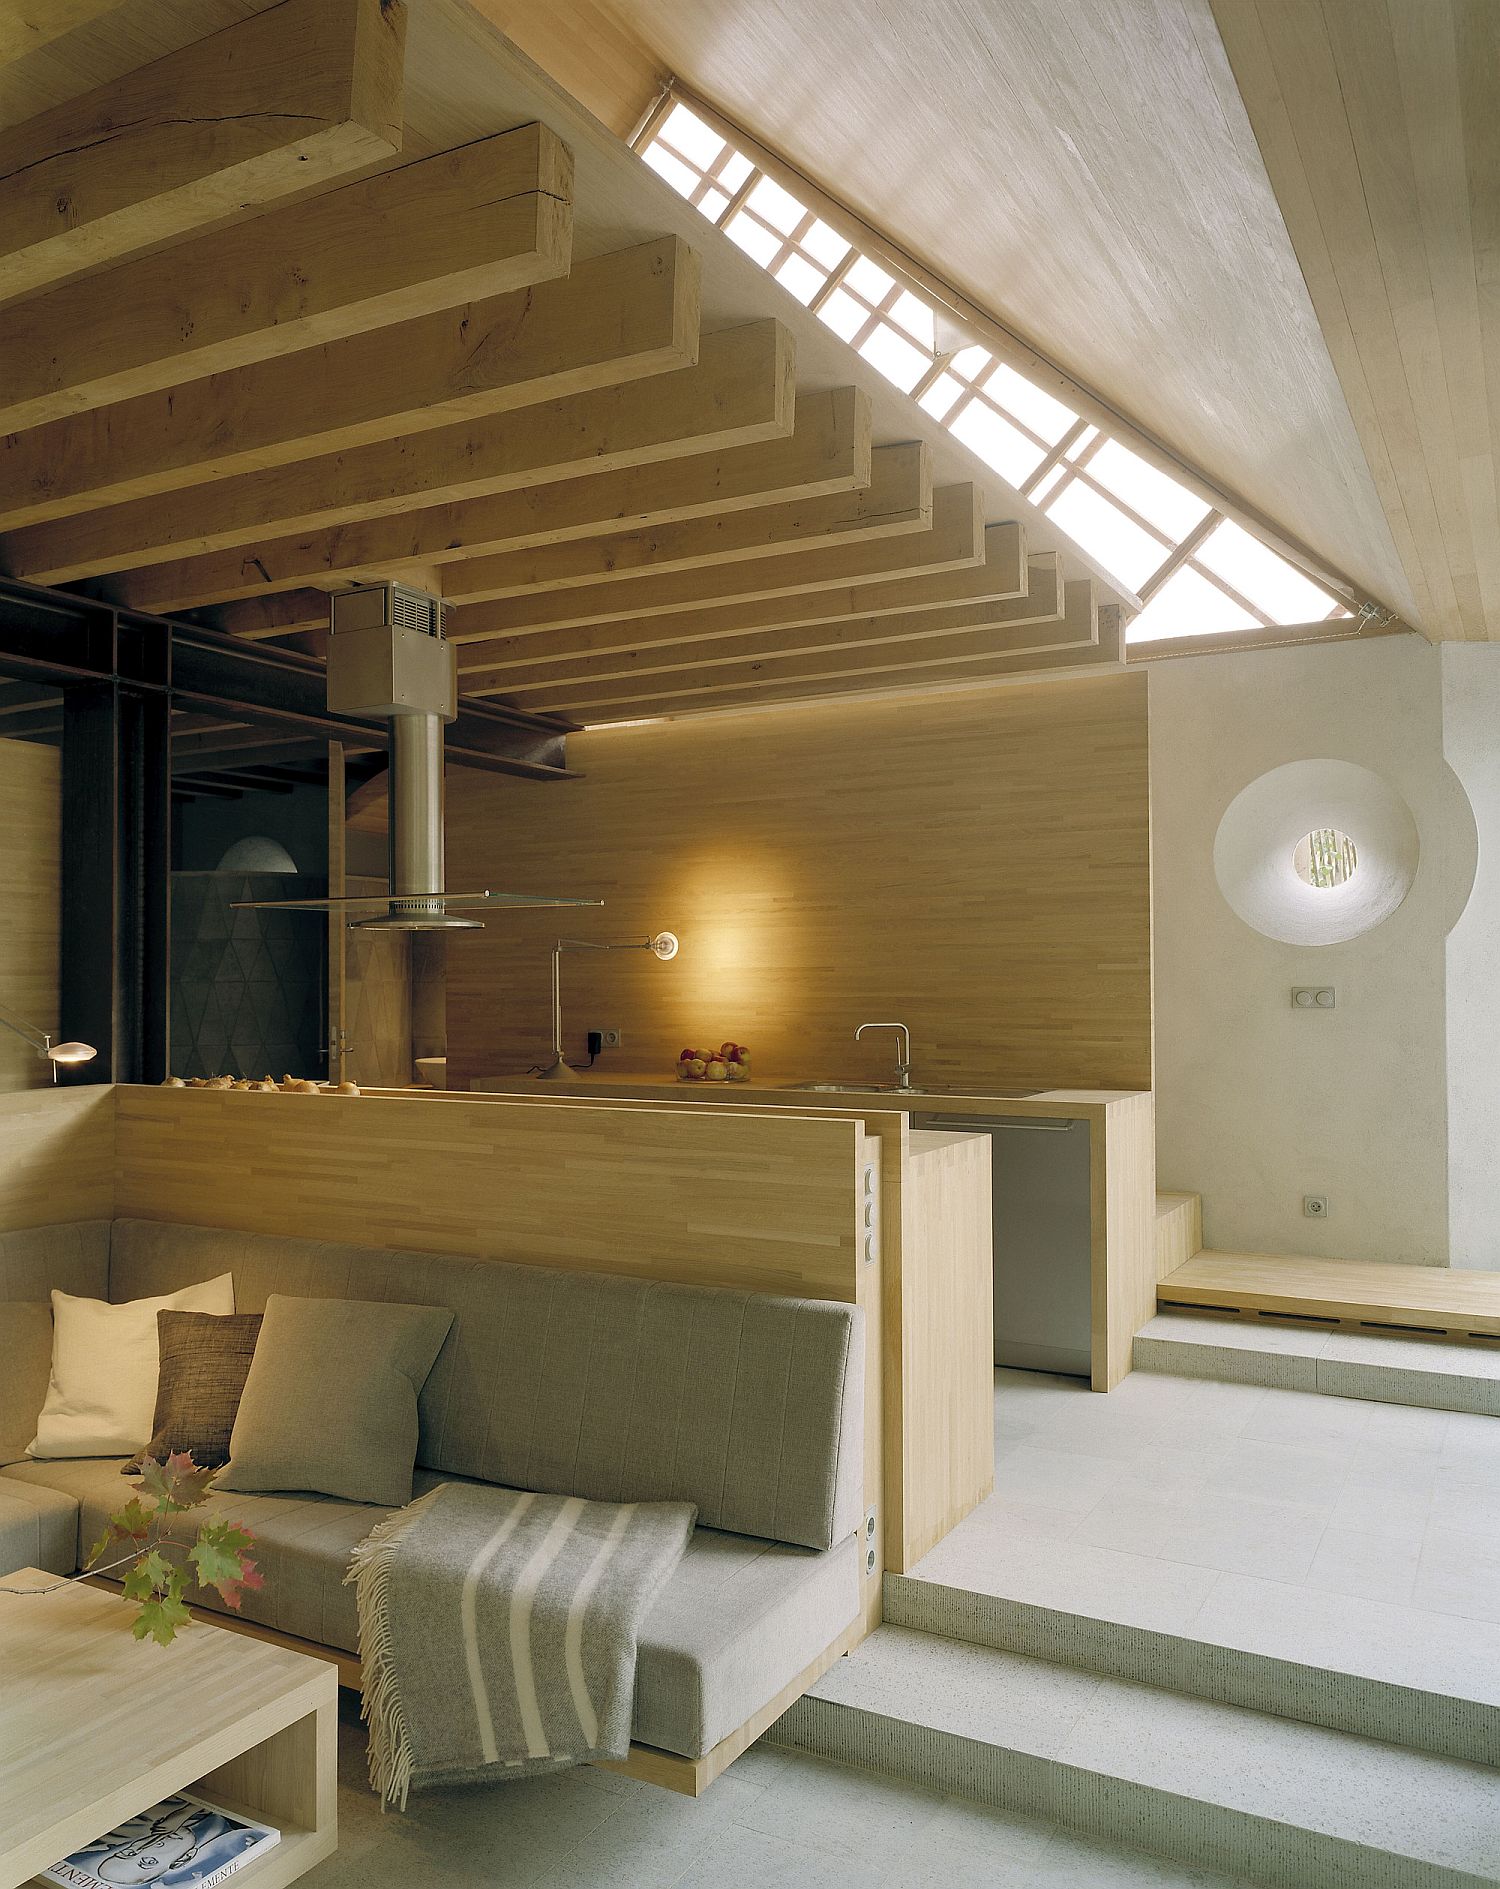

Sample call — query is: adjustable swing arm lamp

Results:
[0,1003,96,1082]
[536,932,679,1080]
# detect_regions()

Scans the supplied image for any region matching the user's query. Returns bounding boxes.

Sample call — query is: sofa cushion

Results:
[109,1220,863,1551]
[0,1476,77,1577]
[0,1221,109,1304]
[126,1310,263,1474]
[1,1459,861,1759]
[220,1296,453,1506]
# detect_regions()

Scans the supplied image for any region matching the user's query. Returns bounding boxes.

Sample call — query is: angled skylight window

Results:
[639,97,1352,646]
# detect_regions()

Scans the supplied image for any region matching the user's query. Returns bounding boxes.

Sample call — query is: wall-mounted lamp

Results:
[0,1003,96,1083]
[536,932,679,1080]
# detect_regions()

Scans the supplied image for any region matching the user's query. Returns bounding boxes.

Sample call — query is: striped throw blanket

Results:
[345,1481,695,1806]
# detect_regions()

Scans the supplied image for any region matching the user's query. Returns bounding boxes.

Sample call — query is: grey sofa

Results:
[0,1219,864,1770]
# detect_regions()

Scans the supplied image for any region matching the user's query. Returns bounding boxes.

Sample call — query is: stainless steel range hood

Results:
[232,583,600,931]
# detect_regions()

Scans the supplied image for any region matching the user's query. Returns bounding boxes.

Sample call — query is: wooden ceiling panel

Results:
[0,237,698,530]
[1211,0,1500,642]
[0,0,124,67]
[0,123,573,433]
[0,0,404,303]
[3,322,795,585]
[436,442,930,604]
[117,387,871,616]
[577,0,1413,622]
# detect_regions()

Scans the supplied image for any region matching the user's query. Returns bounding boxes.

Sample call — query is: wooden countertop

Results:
[467,1071,1147,1120]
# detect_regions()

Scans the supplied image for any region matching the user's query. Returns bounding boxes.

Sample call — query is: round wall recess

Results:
[1212,760,1420,946]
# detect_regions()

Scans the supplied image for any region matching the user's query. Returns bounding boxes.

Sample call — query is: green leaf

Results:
[105,1497,154,1542]
[139,1451,218,1513]
[121,1548,175,1603]
[190,1519,256,1601]
[132,1588,193,1646]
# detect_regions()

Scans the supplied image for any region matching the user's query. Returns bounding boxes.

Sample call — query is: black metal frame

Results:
[0,576,575,1085]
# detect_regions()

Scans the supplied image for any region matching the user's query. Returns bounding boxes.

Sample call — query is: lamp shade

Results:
[650,931,680,961]
[46,1041,96,1064]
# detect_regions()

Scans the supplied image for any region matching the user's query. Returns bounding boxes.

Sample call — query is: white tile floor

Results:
[311,1695,1257,1888]
[911,1368,1500,1654]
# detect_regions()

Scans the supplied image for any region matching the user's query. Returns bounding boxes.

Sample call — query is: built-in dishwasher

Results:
[912,1113,1093,1379]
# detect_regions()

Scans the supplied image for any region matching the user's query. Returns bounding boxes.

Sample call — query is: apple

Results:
[705,1059,728,1081]
[727,1061,749,1081]
[686,1058,707,1077]
[679,1048,696,1063]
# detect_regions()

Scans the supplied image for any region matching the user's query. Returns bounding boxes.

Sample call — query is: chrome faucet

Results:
[856,1021,913,1091]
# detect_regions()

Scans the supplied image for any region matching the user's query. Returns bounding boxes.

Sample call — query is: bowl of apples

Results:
[678,1042,751,1084]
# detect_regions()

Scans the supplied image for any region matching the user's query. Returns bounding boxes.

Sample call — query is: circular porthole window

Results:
[1292,828,1358,890]
[1213,762,1418,946]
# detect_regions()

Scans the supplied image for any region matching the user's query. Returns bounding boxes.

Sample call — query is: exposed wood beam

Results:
[0,123,573,432]
[0,0,122,66]
[514,578,1097,716]
[464,554,1067,696]
[452,519,1026,665]
[1,236,698,530]
[108,386,868,615]
[569,596,1117,724]
[7,322,794,584]
[190,593,334,643]
[436,442,930,605]
[0,0,405,304]
[444,483,985,641]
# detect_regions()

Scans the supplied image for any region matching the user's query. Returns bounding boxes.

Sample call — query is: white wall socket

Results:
[599,1028,622,1049]
[1292,987,1336,1009]
[1304,1194,1329,1219]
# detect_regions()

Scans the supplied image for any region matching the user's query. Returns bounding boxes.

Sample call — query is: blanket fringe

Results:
[344,1482,448,1811]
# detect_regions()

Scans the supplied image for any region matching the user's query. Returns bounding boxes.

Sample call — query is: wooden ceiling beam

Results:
[564,597,1118,724]
[463,554,1067,695]
[8,321,794,585]
[0,122,573,433]
[104,385,868,615]
[0,0,122,66]
[501,576,1093,713]
[438,442,930,605]
[1,236,698,532]
[451,519,1026,663]
[443,482,985,641]
[0,0,405,305]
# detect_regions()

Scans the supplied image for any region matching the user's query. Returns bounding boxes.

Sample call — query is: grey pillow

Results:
[0,1303,52,1465]
[219,1295,453,1507]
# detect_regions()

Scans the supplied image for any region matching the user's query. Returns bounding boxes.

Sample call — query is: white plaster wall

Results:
[1150,634,1475,1264]
[1439,645,1500,1269]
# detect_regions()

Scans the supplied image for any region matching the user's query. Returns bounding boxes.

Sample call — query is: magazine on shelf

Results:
[39,1790,280,1889]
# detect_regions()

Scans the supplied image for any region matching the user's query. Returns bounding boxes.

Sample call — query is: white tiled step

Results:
[771,1625,1500,1889]
[885,1542,1500,1766]
[1135,1311,1500,1414]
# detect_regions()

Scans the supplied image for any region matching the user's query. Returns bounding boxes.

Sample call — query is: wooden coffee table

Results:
[0,1569,337,1889]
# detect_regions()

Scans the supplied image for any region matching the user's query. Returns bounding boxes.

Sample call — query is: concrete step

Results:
[771,1624,1500,1888]
[1154,1191,1201,1279]
[1136,1309,1500,1415]
[884,1534,1500,1768]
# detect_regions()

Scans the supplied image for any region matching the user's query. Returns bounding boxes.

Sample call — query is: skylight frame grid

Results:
[638,98,1354,645]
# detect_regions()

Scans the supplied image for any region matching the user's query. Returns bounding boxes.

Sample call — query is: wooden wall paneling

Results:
[434,442,932,605]
[443,483,986,640]
[128,387,870,617]
[2,238,700,535]
[891,1127,994,1568]
[502,576,1095,713]
[461,552,1065,694]
[445,672,1153,1093]
[0,0,405,303]
[6,323,795,585]
[1098,1088,1156,1389]
[448,519,1027,659]
[0,1086,114,1226]
[113,1087,864,1301]
[0,734,59,1092]
[0,124,573,434]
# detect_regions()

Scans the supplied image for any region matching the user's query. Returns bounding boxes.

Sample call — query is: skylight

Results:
[638,99,1351,645]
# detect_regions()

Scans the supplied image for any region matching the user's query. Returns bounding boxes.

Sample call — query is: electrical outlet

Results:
[1304,1194,1329,1219]
[599,1028,623,1050]
[1292,987,1336,1009]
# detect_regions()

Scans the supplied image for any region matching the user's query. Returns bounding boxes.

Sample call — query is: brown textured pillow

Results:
[123,1310,263,1475]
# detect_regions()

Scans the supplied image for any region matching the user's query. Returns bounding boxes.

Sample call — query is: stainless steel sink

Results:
[777,1080,899,1093]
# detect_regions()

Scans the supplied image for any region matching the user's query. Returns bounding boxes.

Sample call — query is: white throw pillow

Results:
[28,1275,235,1459]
